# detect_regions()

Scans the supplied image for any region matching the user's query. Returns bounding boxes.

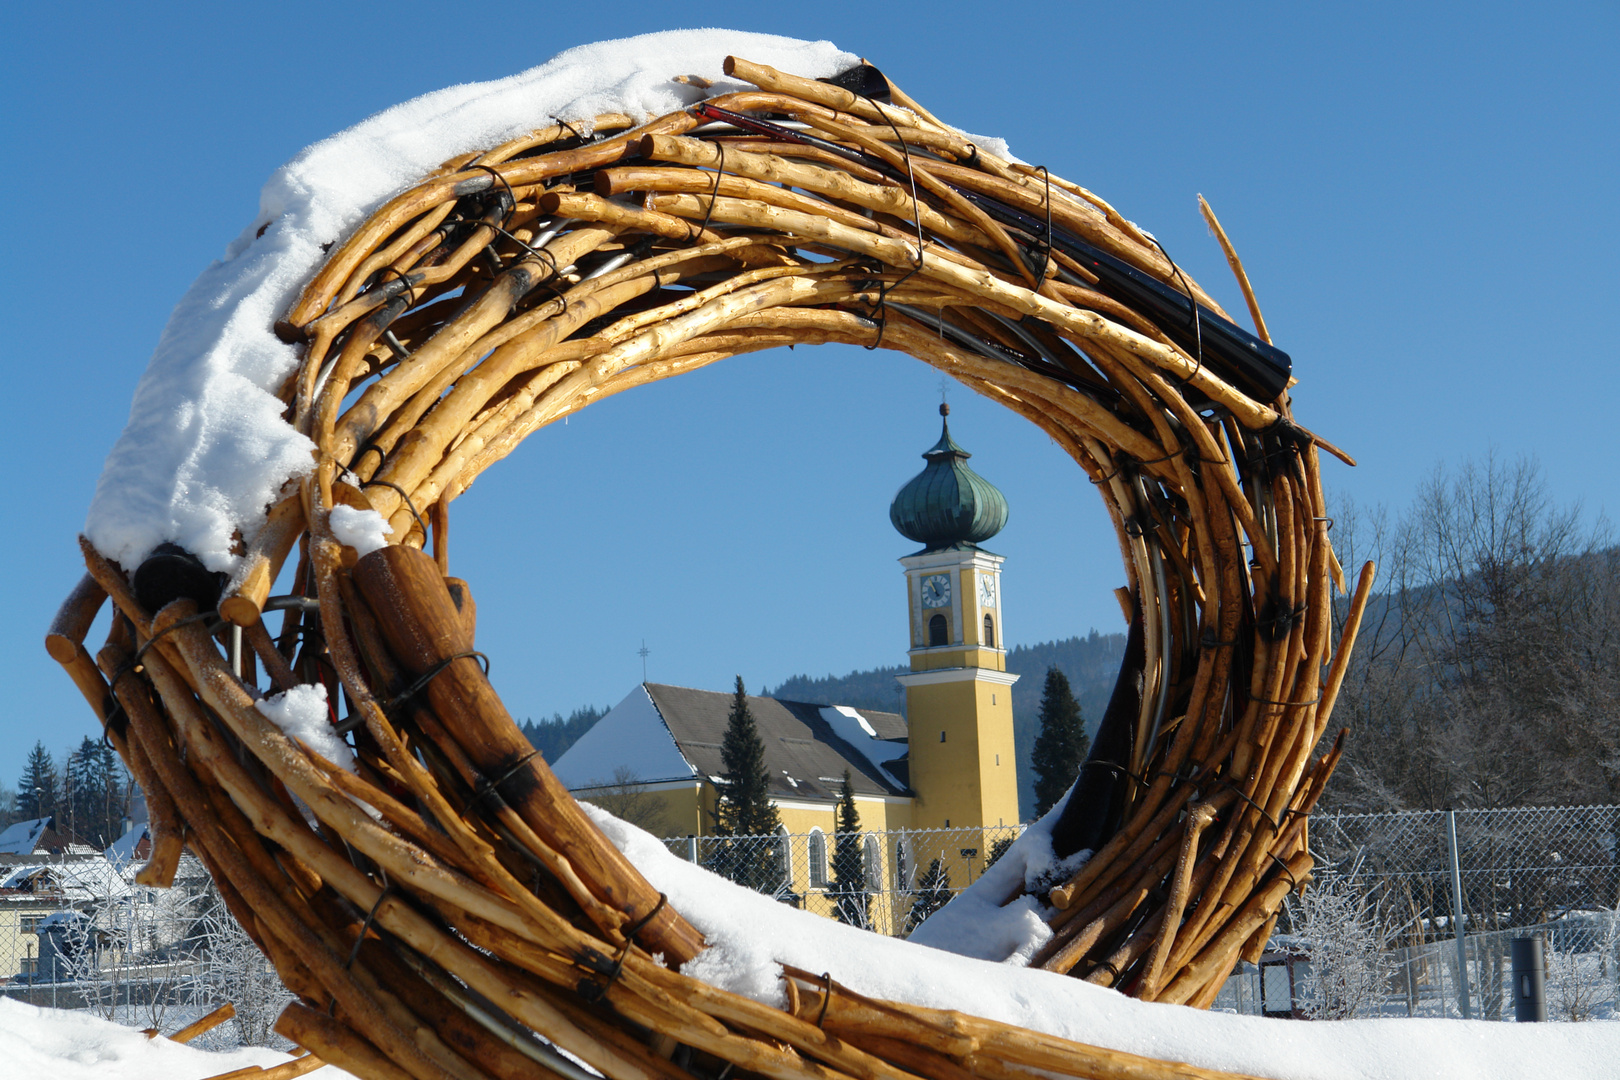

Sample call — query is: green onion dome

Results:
[890,404,1009,551]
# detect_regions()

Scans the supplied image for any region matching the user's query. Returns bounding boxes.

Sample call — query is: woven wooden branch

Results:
[51,55,1370,1080]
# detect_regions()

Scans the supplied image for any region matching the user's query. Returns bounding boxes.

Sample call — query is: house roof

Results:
[0,817,52,855]
[553,683,910,802]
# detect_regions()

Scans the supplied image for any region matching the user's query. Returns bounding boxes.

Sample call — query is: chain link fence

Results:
[1209,804,1620,1021]
[0,853,292,1046]
[663,825,1025,936]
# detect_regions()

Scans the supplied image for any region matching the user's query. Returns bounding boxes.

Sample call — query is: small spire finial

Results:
[939,402,950,417]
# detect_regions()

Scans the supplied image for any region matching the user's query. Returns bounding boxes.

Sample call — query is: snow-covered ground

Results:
[0,998,353,1079]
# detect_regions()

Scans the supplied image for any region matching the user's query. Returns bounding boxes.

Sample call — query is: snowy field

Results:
[0,998,353,1079]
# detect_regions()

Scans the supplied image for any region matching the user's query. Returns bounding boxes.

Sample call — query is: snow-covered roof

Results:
[553,684,909,801]
[0,858,133,901]
[552,685,697,789]
[0,818,51,855]
[82,30,861,575]
[103,823,151,869]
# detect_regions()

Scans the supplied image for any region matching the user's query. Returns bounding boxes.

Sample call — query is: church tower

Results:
[891,405,1021,830]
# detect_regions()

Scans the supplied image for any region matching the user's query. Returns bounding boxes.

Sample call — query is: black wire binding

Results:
[132,610,222,671]
[467,746,538,813]
[1215,778,1280,833]
[349,444,385,477]
[861,96,927,351]
[485,222,574,314]
[550,115,584,142]
[380,650,490,714]
[1144,236,1204,385]
[1089,444,1191,485]
[1035,166,1054,286]
[344,884,397,971]
[469,164,516,225]
[373,265,420,311]
[697,141,726,239]
[816,972,834,1027]
[358,478,429,543]
[1268,851,1302,893]
[577,893,668,1002]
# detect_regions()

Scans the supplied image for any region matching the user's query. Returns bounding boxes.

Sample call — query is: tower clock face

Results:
[978,575,997,608]
[921,574,952,608]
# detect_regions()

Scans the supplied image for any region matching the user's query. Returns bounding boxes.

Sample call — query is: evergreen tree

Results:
[17,742,59,822]
[66,737,127,848]
[904,858,953,933]
[984,834,1016,870]
[829,771,870,927]
[1031,666,1090,817]
[710,677,783,892]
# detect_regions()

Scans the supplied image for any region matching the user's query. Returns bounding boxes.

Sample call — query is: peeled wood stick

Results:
[109,637,450,1080]
[221,494,305,626]
[275,1005,417,1080]
[45,572,107,663]
[630,137,997,250]
[1197,196,1269,344]
[784,971,1268,1080]
[648,191,1281,431]
[332,225,621,473]
[723,56,928,131]
[372,260,810,521]
[286,111,699,329]
[1137,802,1219,998]
[1158,851,1314,1006]
[168,1002,237,1044]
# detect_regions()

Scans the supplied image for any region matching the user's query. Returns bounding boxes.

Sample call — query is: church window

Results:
[940,730,946,743]
[983,613,995,648]
[863,835,882,891]
[808,829,828,888]
[894,836,912,892]
[928,613,948,646]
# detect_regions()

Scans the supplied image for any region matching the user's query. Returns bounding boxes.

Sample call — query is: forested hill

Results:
[767,630,1127,820]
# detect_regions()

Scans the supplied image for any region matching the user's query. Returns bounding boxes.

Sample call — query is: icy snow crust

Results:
[0,998,354,1080]
[84,30,858,574]
[908,788,1089,964]
[583,803,1620,1080]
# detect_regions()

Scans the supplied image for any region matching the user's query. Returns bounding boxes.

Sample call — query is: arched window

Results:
[807,829,828,889]
[928,613,948,646]
[983,613,996,648]
[894,835,912,892]
[863,835,882,891]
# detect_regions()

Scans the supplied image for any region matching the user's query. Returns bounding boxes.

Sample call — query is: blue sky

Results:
[2,2,1615,781]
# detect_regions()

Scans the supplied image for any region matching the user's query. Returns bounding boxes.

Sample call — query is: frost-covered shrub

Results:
[1285,868,1395,1020]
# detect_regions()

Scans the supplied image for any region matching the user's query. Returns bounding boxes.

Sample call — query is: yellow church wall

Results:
[904,678,1020,829]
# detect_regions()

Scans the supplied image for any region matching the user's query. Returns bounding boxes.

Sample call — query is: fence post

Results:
[1445,809,1473,1019]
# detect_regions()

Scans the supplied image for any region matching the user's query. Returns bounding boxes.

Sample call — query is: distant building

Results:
[553,405,1020,900]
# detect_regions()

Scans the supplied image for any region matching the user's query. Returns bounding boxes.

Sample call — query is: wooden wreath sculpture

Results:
[49,53,1371,1080]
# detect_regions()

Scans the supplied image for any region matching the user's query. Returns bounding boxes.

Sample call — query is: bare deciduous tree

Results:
[1326,453,1620,812]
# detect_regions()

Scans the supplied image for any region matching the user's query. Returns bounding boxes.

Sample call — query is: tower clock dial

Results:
[920,573,952,608]
[978,575,997,608]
